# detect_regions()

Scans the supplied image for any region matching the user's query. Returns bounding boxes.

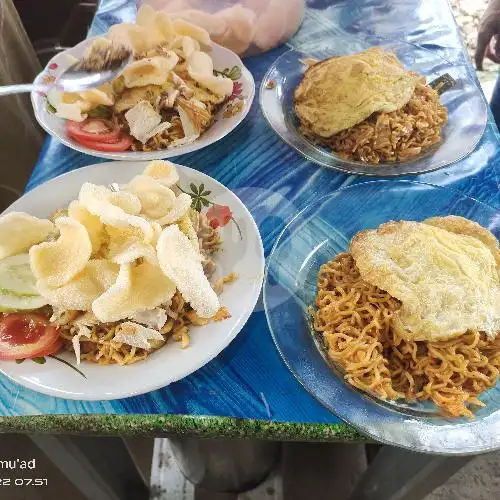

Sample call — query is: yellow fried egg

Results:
[294,47,420,137]
[350,217,500,342]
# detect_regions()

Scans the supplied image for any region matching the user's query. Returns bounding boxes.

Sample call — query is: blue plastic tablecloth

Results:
[0,0,498,435]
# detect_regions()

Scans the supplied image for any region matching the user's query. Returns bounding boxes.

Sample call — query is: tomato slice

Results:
[206,204,232,229]
[0,313,61,360]
[67,119,121,144]
[71,134,133,152]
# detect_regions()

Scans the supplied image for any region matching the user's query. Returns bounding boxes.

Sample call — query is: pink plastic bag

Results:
[136,0,305,56]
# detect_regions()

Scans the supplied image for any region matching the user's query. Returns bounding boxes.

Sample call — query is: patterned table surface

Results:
[0,0,498,440]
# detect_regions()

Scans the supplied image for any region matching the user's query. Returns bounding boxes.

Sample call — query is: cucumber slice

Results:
[0,254,47,312]
[0,254,38,295]
[0,290,48,312]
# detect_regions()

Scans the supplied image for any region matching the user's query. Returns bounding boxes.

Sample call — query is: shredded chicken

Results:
[160,89,180,109]
[171,72,195,99]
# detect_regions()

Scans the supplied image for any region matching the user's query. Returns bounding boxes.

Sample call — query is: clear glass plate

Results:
[260,36,487,176]
[263,180,500,454]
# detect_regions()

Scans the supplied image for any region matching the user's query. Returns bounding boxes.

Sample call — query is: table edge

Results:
[0,414,366,441]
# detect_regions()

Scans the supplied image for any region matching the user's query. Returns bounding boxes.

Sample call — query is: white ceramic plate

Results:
[0,161,264,400]
[31,38,255,161]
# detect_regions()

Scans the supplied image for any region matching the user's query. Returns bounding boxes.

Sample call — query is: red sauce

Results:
[0,314,46,345]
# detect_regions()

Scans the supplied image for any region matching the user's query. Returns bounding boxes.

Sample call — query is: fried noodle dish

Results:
[0,161,236,366]
[294,48,448,164]
[312,217,500,418]
[47,4,236,153]
[56,210,233,365]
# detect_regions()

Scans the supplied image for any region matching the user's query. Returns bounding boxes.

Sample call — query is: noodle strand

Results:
[313,253,500,418]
